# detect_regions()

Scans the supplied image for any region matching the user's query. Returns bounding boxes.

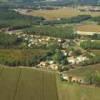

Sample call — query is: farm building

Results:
[67,56,88,65]
[61,73,85,84]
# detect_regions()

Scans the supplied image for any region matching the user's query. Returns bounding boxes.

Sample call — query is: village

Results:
[0,5,100,86]
[1,25,99,86]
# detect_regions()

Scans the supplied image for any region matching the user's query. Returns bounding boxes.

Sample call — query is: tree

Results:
[85,71,95,85]
[85,71,100,86]
[52,49,68,65]
[52,50,63,64]
[94,71,100,86]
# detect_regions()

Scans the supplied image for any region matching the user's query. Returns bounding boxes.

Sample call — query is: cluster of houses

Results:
[67,55,89,65]
[6,29,74,49]
[19,34,55,48]
[60,73,85,84]
[37,60,59,70]
[6,30,57,48]
[4,29,90,70]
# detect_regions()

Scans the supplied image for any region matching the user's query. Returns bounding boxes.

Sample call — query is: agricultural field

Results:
[0,66,100,100]
[91,50,100,56]
[23,25,75,39]
[0,66,58,100]
[66,64,100,77]
[76,24,100,33]
[57,78,100,100]
[0,49,48,66]
[25,7,100,20]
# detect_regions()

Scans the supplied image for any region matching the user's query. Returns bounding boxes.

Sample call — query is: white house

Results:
[67,56,76,64]
[76,56,89,64]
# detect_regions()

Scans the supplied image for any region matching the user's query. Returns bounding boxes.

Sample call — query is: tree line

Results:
[43,15,92,25]
[80,40,100,49]
[23,25,76,39]
[0,32,23,48]
[0,8,45,29]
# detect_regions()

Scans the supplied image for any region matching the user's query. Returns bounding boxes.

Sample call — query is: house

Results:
[67,56,76,64]
[49,64,58,70]
[76,56,89,64]
[37,61,48,68]
[61,74,69,81]
[71,76,84,83]
[61,50,68,56]
[67,55,89,65]
[61,73,85,84]
[37,61,58,70]
[48,60,54,64]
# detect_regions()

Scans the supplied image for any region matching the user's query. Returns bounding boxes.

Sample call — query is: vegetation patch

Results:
[0,49,48,66]
[23,25,75,39]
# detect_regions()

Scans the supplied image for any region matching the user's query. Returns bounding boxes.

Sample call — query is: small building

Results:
[61,73,85,84]
[67,56,76,65]
[71,76,84,83]
[61,74,69,81]
[76,56,89,64]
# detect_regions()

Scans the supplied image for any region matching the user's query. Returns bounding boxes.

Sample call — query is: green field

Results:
[58,78,100,100]
[0,49,48,66]
[66,64,100,77]
[0,66,58,100]
[57,63,100,99]
[0,66,100,100]
[91,50,100,56]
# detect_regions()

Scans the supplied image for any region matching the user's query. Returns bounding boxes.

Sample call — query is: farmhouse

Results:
[67,56,76,65]
[61,73,85,84]
[37,61,58,70]
[71,76,84,83]
[67,56,88,65]
[61,73,69,81]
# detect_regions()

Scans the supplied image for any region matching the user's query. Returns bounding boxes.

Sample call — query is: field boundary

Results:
[0,67,4,78]
[12,68,22,100]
